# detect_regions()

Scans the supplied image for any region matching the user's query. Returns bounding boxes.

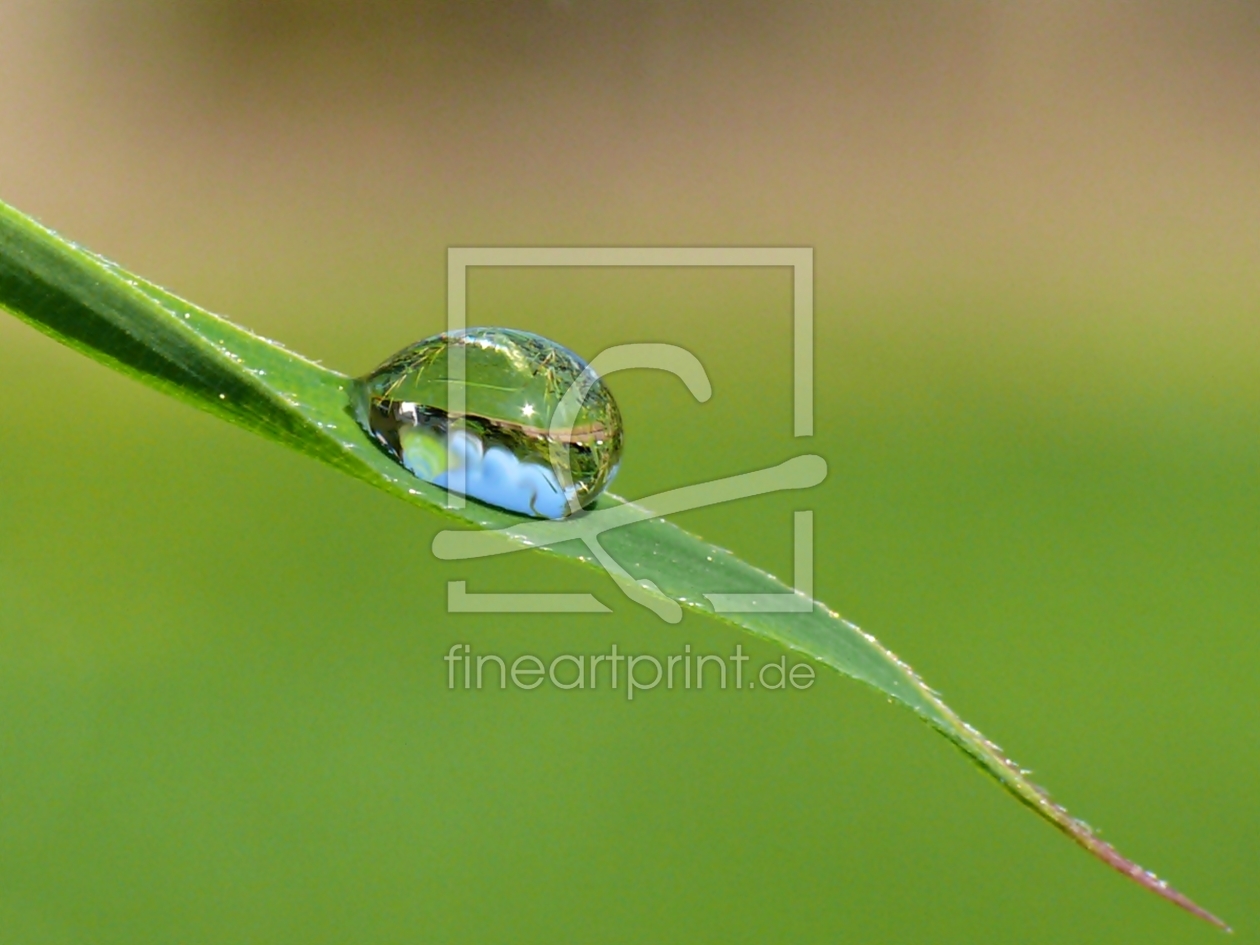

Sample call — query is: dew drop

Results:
[354,327,623,520]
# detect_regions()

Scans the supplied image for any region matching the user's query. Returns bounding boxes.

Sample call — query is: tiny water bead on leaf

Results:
[354,328,623,519]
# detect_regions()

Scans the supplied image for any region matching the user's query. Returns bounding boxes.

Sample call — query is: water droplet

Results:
[355,327,623,520]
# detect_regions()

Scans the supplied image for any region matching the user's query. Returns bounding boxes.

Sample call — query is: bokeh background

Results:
[2,2,1258,941]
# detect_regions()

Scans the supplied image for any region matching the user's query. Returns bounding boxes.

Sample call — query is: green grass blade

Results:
[0,197,1227,930]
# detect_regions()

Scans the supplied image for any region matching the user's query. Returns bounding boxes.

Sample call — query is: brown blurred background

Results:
[4,2,1259,296]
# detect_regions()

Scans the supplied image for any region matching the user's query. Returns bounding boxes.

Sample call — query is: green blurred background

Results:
[1,2,1258,941]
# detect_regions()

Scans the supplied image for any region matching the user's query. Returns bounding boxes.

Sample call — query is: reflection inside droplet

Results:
[355,327,623,519]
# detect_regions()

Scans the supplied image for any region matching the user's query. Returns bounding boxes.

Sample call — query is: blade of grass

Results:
[0,197,1228,930]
